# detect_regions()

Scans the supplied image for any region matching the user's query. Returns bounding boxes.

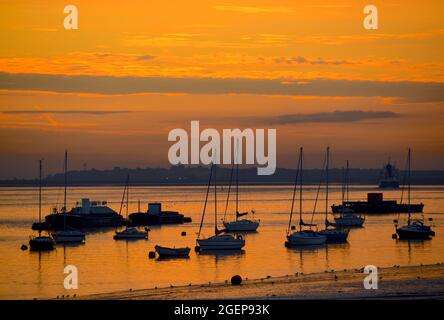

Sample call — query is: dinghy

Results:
[155,245,190,257]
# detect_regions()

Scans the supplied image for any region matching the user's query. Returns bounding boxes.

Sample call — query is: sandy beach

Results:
[75,263,444,300]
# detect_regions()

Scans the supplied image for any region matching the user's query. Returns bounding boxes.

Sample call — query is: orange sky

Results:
[0,1,443,178]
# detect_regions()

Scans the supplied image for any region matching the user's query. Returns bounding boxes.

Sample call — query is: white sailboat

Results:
[222,147,259,232]
[196,163,245,251]
[114,175,149,240]
[29,160,56,251]
[394,149,435,240]
[52,150,86,244]
[318,147,349,243]
[285,147,327,247]
[333,160,365,227]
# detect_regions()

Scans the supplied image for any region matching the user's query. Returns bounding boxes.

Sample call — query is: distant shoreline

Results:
[68,263,444,300]
[2,167,444,187]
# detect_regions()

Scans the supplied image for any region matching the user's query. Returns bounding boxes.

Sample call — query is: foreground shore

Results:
[78,263,444,300]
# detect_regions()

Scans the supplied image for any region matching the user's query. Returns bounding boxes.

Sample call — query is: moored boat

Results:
[155,245,191,257]
[114,227,148,240]
[285,147,327,247]
[29,160,55,251]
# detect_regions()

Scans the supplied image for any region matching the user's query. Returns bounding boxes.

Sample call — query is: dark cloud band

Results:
[0,72,443,102]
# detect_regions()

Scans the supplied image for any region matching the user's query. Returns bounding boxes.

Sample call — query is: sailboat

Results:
[334,160,365,227]
[318,147,349,243]
[29,160,56,251]
[114,175,148,240]
[196,163,245,251]
[394,149,435,240]
[52,150,86,244]
[285,147,327,247]
[222,145,259,232]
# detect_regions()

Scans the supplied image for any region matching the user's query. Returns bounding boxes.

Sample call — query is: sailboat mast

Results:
[126,174,129,219]
[38,159,42,236]
[197,164,213,240]
[64,150,67,212]
[299,147,303,232]
[325,147,329,226]
[214,162,217,235]
[235,139,239,220]
[287,149,300,235]
[346,160,349,202]
[407,148,411,225]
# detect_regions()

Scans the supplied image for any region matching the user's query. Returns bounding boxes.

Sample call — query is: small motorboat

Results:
[113,227,148,240]
[155,245,190,257]
[52,229,86,243]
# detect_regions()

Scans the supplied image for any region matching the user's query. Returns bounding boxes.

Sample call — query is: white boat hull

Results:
[223,219,259,232]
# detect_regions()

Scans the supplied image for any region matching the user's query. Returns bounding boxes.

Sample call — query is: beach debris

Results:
[181,231,187,236]
[231,275,242,285]
[129,288,132,292]
[334,275,338,281]
[20,244,28,250]
[266,275,271,279]
[148,251,156,259]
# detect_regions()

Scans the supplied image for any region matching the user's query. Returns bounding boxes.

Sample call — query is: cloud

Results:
[136,55,156,61]
[213,5,294,14]
[0,72,443,102]
[269,110,399,125]
[1,110,131,115]
[275,56,353,65]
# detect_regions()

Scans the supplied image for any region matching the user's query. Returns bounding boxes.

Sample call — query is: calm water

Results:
[0,185,443,299]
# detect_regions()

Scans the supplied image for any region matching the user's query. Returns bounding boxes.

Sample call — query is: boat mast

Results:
[407,148,411,225]
[346,160,350,202]
[197,164,213,240]
[287,148,301,235]
[214,161,218,235]
[235,138,239,221]
[325,147,329,227]
[38,159,42,236]
[63,150,67,230]
[299,147,303,232]
[126,174,129,219]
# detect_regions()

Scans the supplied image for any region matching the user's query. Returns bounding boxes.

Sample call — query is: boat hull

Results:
[45,213,124,230]
[334,216,365,227]
[155,245,190,257]
[223,220,259,232]
[29,237,55,251]
[197,236,245,251]
[286,232,327,246]
[53,234,85,243]
[318,229,349,243]
[129,212,185,225]
[396,228,434,240]
[332,203,423,214]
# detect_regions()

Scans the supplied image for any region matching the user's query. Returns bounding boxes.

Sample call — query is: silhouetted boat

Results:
[223,143,259,232]
[155,245,190,257]
[394,149,435,240]
[29,160,55,251]
[333,160,365,227]
[196,163,245,251]
[129,203,187,225]
[331,192,423,214]
[379,160,400,188]
[318,147,349,243]
[113,175,148,240]
[285,147,327,247]
[51,150,85,244]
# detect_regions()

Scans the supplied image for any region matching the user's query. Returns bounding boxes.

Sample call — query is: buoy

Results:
[284,241,290,248]
[194,246,200,252]
[231,275,242,286]
[148,251,156,259]
[392,233,398,239]
[20,244,28,251]
[431,231,436,236]
[291,225,296,230]
[181,231,186,236]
